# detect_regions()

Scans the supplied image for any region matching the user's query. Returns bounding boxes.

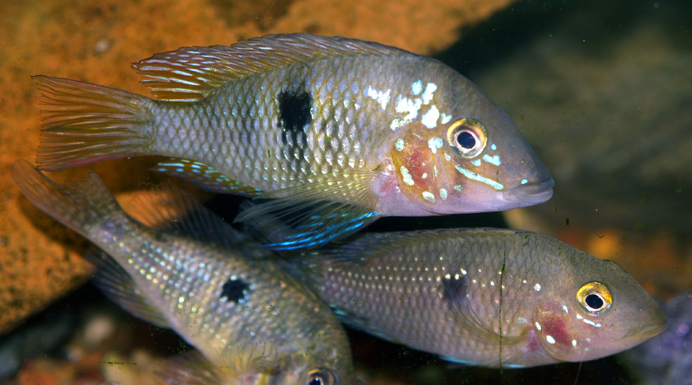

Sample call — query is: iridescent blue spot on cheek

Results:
[471,159,482,167]
[395,138,405,151]
[411,80,423,95]
[482,154,502,166]
[491,143,497,151]
[427,137,443,154]
[521,179,528,185]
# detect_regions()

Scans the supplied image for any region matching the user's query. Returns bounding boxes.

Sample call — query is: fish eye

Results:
[576,281,612,315]
[306,368,336,385]
[446,118,487,159]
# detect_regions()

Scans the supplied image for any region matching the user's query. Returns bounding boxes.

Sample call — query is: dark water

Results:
[3,0,691,384]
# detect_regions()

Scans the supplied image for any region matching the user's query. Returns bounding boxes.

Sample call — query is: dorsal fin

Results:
[132,33,406,102]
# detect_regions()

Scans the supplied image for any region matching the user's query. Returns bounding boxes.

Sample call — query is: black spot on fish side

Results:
[441,272,468,303]
[278,89,312,133]
[220,277,250,304]
[277,89,312,152]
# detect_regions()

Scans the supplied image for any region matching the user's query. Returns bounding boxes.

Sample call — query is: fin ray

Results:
[235,171,381,249]
[133,34,404,102]
[33,75,153,171]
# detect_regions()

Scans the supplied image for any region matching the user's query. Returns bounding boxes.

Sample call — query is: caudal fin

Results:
[33,75,154,171]
[11,159,122,237]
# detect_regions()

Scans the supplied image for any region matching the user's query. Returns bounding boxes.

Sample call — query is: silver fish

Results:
[287,228,666,368]
[32,33,553,248]
[11,159,354,384]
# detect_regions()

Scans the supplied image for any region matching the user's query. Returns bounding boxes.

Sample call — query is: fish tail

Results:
[33,75,154,171]
[12,160,123,236]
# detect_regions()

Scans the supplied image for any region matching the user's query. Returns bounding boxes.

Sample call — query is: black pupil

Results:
[585,293,604,310]
[308,376,324,385]
[456,131,476,149]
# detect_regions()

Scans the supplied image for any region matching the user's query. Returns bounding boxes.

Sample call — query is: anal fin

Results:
[153,158,263,196]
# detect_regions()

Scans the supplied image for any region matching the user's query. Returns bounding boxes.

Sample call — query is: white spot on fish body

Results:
[441,113,452,124]
[421,173,427,179]
[400,166,414,186]
[471,159,482,167]
[421,105,440,128]
[453,185,462,191]
[534,283,542,291]
[572,339,578,347]
[535,321,542,331]
[434,165,438,177]
[482,154,502,166]
[546,335,556,344]
[395,138,405,151]
[428,137,443,154]
[411,80,423,95]
[440,188,448,200]
[422,191,435,203]
[454,165,505,190]
[562,305,569,314]
[365,85,391,110]
[421,83,437,105]
[521,179,528,185]
[444,154,451,161]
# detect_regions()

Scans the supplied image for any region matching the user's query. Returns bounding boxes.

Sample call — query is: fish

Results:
[11,159,355,385]
[281,228,666,368]
[32,33,553,249]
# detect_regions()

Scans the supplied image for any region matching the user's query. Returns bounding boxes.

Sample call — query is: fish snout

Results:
[502,177,555,206]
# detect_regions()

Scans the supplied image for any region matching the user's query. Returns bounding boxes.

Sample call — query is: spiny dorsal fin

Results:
[132,33,407,102]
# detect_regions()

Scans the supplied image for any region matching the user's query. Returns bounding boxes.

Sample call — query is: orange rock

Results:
[0,0,516,334]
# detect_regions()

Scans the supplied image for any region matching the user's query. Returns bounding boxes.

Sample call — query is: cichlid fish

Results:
[284,228,666,368]
[32,33,553,249]
[11,160,355,385]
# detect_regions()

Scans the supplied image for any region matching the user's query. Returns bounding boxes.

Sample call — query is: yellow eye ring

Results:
[576,281,612,315]
[306,368,336,385]
[446,118,487,159]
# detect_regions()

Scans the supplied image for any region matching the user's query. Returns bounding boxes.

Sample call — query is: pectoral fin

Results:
[235,171,381,249]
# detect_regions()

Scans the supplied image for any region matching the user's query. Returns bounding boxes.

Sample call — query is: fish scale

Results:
[33,33,554,248]
[289,228,667,368]
[11,160,354,384]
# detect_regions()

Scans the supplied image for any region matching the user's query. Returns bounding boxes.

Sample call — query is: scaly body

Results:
[34,34,553,248]
[12,160,354,385]
[290,228,666,367]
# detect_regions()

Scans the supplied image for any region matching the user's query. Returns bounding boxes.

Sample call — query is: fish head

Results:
[531,255,666,363]
[260,344,355,385]
[389,70,553,215]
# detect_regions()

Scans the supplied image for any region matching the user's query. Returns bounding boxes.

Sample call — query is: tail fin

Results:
[33,75,154,171]
[12,160,122,236]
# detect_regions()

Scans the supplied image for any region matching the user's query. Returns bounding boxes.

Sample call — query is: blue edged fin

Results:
[85,249,170,328]
[133,34,404,102]
[153,158,263,196]
[235,171,381,249]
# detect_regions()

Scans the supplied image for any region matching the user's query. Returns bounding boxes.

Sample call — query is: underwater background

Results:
[0,0,690,384]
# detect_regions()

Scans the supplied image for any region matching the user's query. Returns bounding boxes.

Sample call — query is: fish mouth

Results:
[626,319,667,340]
[503,177,555,205]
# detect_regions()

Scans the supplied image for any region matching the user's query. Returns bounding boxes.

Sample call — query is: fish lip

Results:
[627,319,667,340]
[503,177,555,205]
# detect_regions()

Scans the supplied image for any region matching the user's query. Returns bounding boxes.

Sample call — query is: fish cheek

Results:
[391,133,438,209]
[533,302,582,362]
